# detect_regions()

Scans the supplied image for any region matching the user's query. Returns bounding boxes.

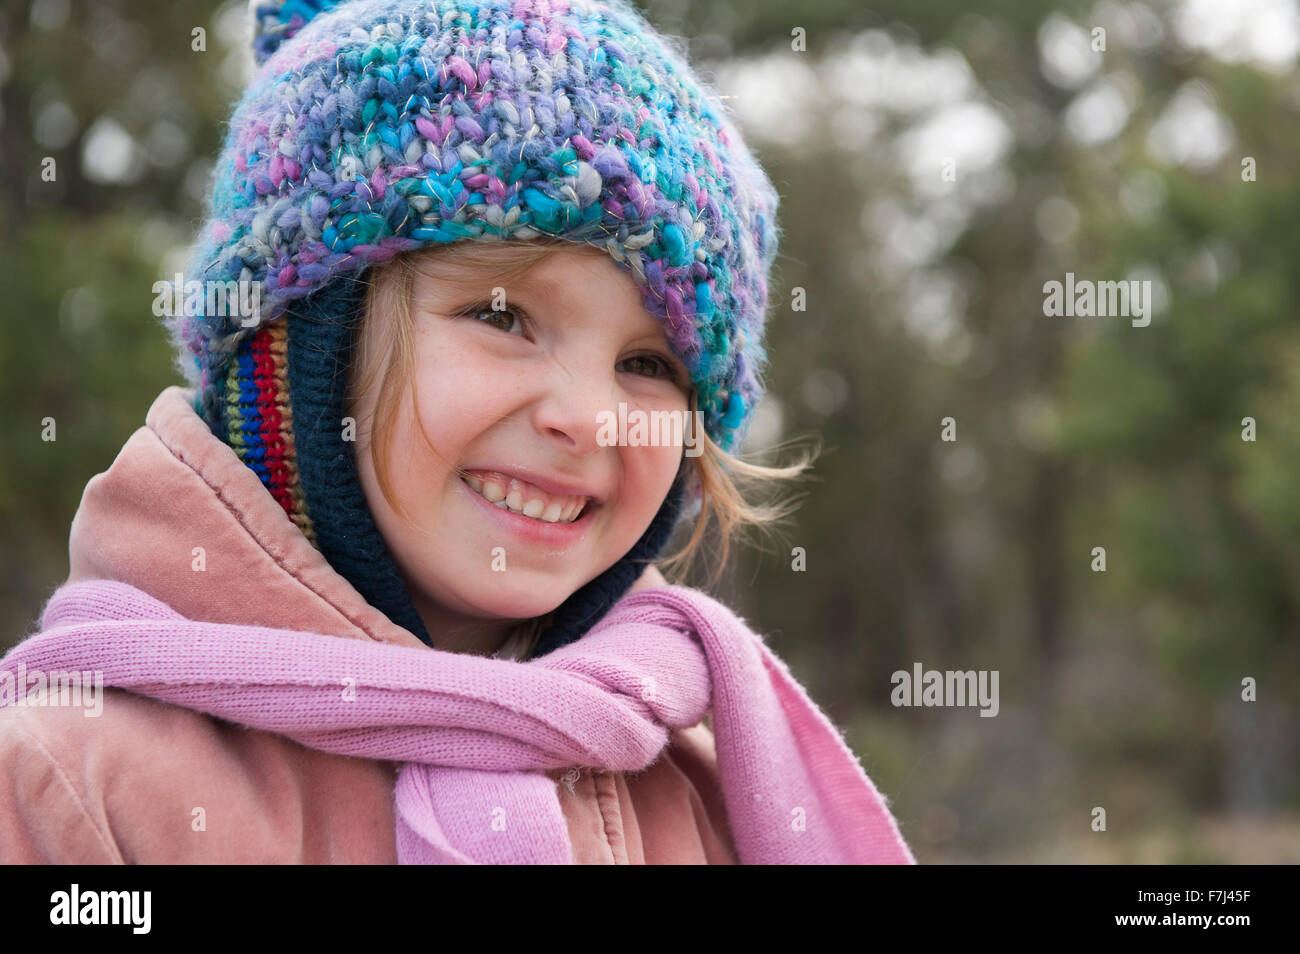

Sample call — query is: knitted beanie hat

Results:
[167,0,781,656]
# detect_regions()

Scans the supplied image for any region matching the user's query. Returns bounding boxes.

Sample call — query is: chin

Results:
[465,576,574,621]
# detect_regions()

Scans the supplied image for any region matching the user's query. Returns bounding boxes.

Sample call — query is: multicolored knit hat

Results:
[166,0,781,655]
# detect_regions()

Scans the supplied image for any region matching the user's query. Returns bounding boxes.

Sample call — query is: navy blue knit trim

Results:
[198,359,228,441]
[286,276,437,647]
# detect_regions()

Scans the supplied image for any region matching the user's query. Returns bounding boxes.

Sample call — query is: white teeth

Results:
[463,473,589,524]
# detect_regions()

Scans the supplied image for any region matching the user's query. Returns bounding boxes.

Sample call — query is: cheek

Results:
[384,375,474,493]
[617,442,683,520]
[605,392,690,522]
[410,333,517,433]
[359,347,478,522]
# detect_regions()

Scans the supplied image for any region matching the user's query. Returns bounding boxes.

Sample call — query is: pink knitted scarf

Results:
[1,578,914,864]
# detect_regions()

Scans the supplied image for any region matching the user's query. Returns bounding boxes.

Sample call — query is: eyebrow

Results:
[510,268,571,303]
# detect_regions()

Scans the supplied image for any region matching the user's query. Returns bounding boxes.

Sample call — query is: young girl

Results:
[0,0,914,864]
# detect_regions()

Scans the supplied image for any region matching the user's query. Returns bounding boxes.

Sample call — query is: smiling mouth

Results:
[461,473,592,524]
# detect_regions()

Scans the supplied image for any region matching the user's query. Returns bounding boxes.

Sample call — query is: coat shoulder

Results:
[0,688,397,863]
[0,691,137,863]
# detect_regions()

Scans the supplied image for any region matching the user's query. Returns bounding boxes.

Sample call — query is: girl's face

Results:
[353,246,692,654]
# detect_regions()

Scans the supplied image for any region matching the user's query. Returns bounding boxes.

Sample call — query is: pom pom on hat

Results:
[249,0,344,66]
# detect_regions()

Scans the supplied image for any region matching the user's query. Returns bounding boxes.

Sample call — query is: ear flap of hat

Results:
[284,273,437,647]
[248,0,343,66]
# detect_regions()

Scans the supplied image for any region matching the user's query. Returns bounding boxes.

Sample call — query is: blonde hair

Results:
[346,239,819,657]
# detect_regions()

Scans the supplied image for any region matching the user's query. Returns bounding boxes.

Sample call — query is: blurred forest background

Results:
[2,0,1298,862]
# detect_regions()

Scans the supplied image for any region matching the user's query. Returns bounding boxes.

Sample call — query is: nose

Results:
[529,354,619,457]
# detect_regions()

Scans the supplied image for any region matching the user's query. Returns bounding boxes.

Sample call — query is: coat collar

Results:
[66,386,426,648]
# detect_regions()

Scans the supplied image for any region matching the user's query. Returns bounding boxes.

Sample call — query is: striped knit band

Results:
[222,321,316,545]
